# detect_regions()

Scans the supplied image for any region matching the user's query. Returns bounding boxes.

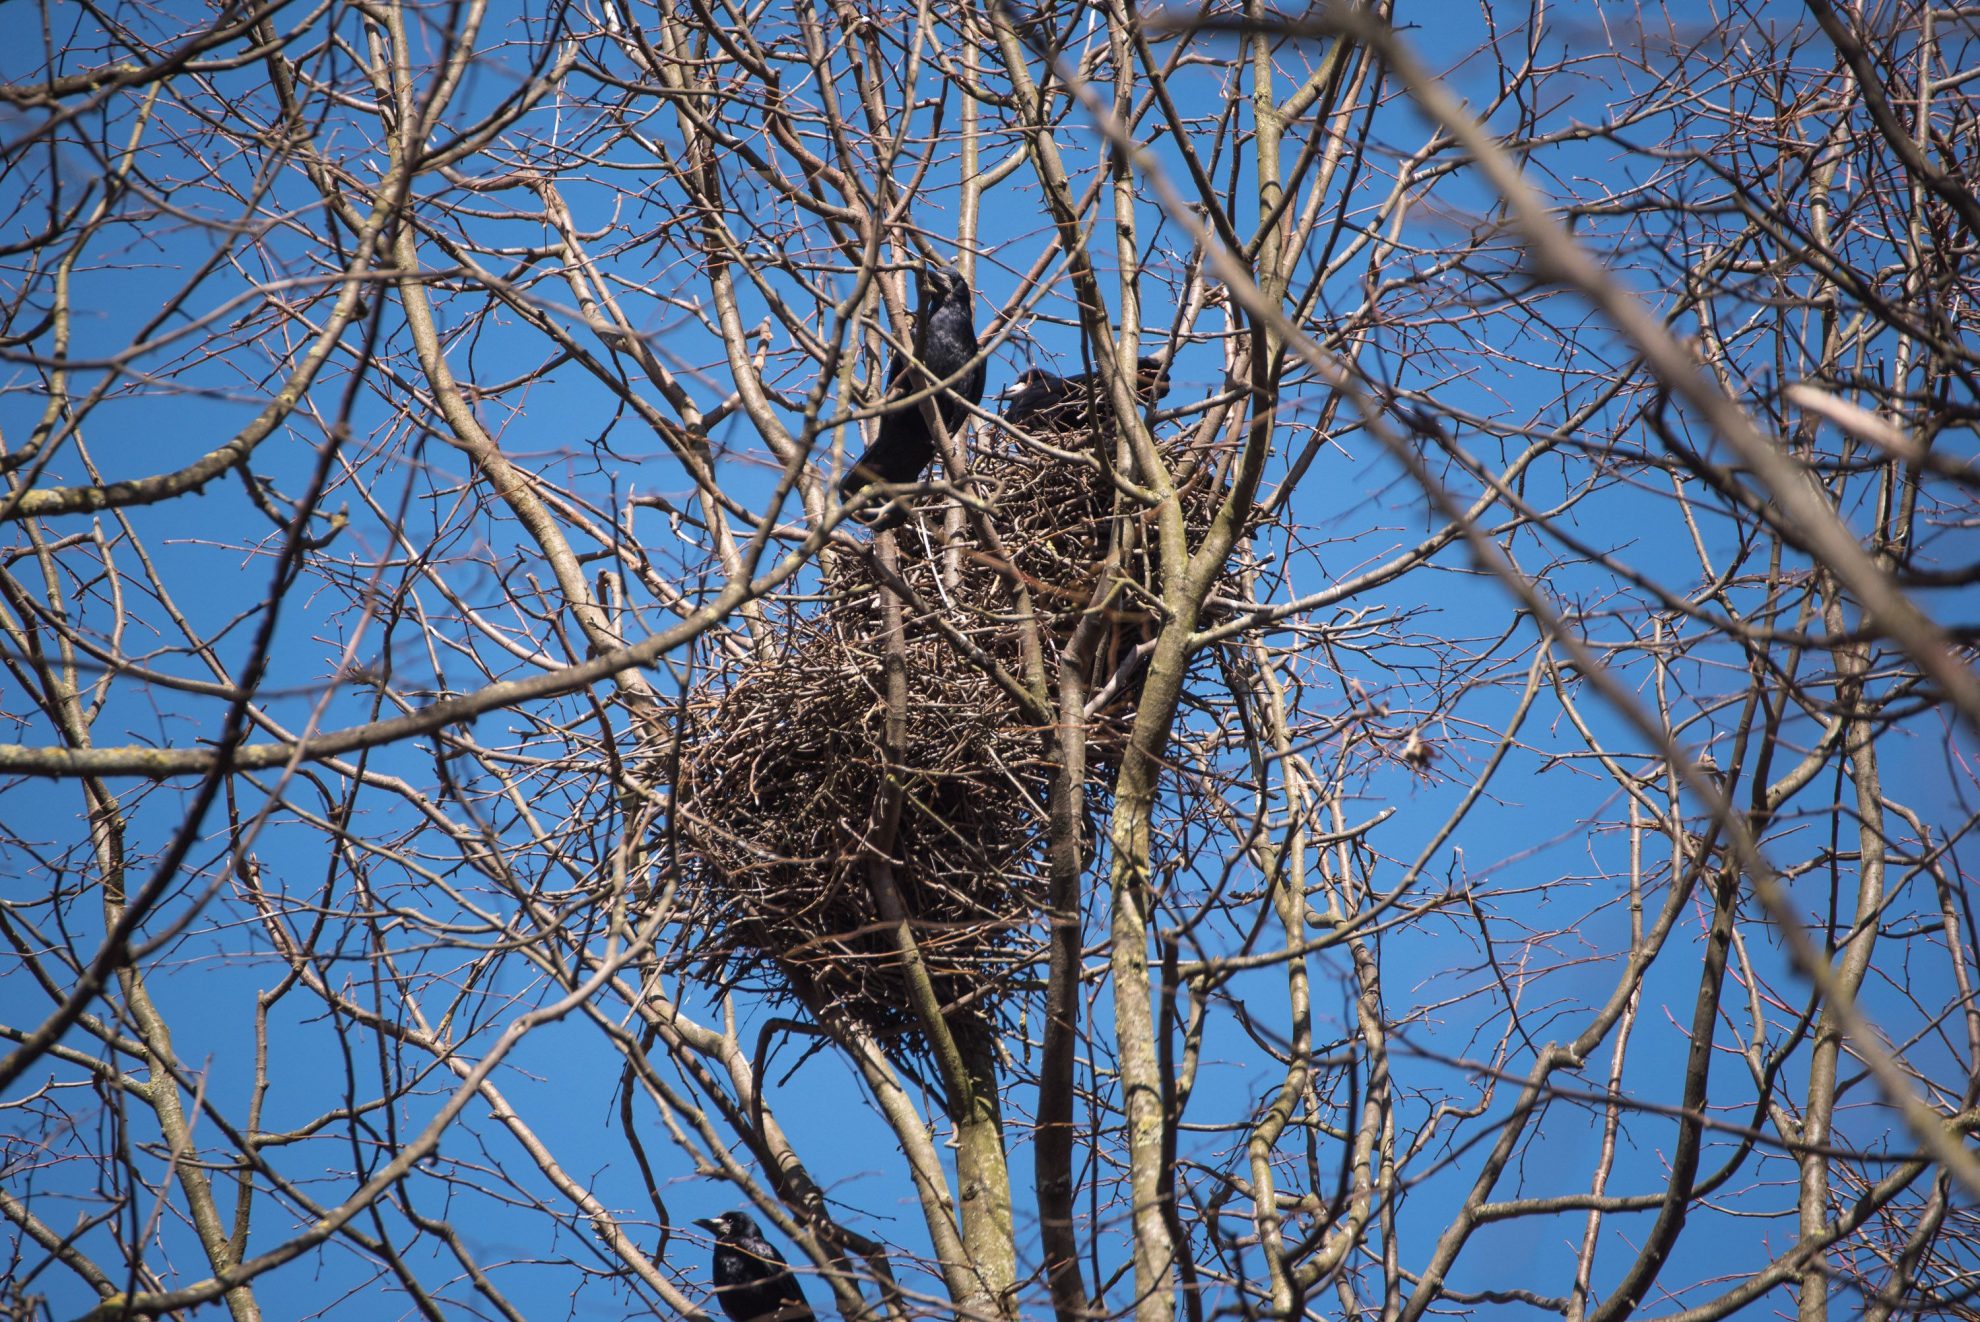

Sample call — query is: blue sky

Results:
[2,0,1976,1317]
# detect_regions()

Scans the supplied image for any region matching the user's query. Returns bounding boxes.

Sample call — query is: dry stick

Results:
[8,511,275,1318]
[1587,865,1742,1322]
[1567,801,1645,1322]
[1241,642,1316,1317]
[0,324,379,1132]
[1791,575,1894,1322]
[1620,1114,1975,1322]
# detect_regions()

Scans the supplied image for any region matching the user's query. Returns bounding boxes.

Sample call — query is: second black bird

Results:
[838,260,986,530]
[1000,355,1170,437]
[692,1211,816,1322]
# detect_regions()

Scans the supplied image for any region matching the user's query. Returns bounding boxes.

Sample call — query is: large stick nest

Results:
[671,419,1237,1046]
[943,425,1231,644]
[673,612,1049,1043]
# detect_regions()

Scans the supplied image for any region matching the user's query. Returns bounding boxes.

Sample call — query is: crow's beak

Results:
[920,257,963,288]
[994,378,1031,401]
[691,1217,720,1233]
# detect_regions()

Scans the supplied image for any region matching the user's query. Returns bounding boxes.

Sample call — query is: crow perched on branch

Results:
[692,1211,817,1322]
[999,355,1170,436]
[837,260,986,530]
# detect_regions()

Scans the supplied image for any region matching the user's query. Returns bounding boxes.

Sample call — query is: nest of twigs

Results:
[673,610,1049,1042]
[671,420,1237,1047]
[961,423,1230,601]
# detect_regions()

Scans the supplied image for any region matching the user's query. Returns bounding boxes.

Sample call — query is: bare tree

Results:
[2,2,1977,1319]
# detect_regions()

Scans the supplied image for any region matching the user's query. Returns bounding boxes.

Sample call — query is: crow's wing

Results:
[839,352,933,493]
[735,1237,815,1322]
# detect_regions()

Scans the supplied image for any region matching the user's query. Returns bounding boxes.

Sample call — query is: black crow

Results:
[999,355,1170,436]
[692,1211,816,1322]
[838,260,987,530]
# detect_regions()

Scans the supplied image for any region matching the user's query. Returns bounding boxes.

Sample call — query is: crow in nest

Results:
[837,259,986,531]
[999,355,1170,437]
[692,1211,816,1322]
